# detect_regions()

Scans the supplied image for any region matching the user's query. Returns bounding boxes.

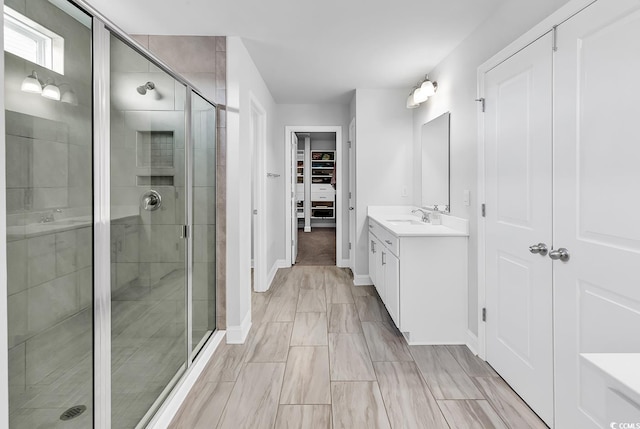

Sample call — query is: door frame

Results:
[348,118,356,272]
[250,94,268,292]
[284,125,343,267]
[476,0,597,360]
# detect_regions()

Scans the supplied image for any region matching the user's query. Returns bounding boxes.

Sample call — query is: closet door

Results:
[554,0,640,426]
[484,32,553,425]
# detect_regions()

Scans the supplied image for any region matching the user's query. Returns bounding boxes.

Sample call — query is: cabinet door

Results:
[384,251,400,328]
[368,233,378,286]
[376,248,386,303]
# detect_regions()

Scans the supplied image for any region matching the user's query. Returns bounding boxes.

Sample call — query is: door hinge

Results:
[482,307,487,322]
[349,191,352,199]
[349,242,352,250]
[348,141,352,148]
[481,203,486,217]
[552,25,558,52]
[181,225,189,239]
[475,97,485,113]
[291,239,294,245]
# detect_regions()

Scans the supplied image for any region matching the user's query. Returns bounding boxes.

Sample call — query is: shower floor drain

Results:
[60,405,87,421]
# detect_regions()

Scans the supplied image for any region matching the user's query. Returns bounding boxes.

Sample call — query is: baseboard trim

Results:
[466,329,479,355]
[147,330,225,429]
[226,312,252,344]
[266,259,288,290]
[353,274,372,286]
[337,259,350,268]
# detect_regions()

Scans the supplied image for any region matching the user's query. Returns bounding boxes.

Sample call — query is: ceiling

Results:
[85,0,506,104]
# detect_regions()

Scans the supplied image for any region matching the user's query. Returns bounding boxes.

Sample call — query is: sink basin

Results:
[387,219,427,226]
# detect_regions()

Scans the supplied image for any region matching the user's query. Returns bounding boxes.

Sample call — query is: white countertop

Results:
[581,353,640,405]
[368,206,469,237]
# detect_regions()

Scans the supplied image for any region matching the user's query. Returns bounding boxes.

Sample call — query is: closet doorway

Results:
[285,126,343,267]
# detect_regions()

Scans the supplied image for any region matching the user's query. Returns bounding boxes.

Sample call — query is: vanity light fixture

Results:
[21,70,43,94]
[41,79,61,100]
[406,75,438,109]
[21,71,76,105]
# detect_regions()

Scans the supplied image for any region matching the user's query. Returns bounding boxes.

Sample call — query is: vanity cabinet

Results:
[368,214,468,345]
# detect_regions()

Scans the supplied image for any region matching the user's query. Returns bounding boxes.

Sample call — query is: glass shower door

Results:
[4,1,93,427]
[191,92,216,353]
[109,34,187,429]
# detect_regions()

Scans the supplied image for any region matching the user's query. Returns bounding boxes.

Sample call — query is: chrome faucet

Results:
[40,213,55,223]
[411,208,430,223]
[40,209,62,223]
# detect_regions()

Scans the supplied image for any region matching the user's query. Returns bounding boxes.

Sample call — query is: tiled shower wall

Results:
[133,35,227,329]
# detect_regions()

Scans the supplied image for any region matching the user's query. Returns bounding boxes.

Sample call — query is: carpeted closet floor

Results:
[296,228,336,266]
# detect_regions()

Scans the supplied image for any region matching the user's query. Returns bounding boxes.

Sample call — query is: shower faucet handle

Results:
[141,190,162,211]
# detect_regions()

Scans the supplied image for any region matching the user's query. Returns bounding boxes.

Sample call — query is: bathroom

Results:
[2,0,640,427]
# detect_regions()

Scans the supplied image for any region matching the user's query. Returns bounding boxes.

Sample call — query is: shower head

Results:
[136,81,155,95]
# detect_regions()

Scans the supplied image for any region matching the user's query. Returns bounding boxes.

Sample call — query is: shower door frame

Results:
[87,4,220,429]
[0,0,220,426]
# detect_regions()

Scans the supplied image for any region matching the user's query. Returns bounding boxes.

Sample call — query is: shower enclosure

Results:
[3,1,218,428]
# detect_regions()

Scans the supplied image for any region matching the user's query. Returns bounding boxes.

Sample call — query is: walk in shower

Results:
[3,1,218,427]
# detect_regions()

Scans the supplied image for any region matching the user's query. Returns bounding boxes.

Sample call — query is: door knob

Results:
[529,243,548,256]
[349,207,354,210]
[549,248,570,262]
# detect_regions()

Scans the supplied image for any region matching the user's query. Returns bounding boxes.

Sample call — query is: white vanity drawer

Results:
[368,219,399,257]
[296,184,304,193]
[378,228,399,257]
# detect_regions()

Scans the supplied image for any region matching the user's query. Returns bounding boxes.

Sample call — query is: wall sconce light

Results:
[406,75,438,109]
[406,85,420,109]
[21,71,77,105]
[21,70,43,94]
[59,83,78,106]
[41,79,61,101]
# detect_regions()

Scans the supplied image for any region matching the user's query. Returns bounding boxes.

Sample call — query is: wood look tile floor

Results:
[169,266,548,429]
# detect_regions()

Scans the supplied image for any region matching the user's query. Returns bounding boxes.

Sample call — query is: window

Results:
[3,6,64,74]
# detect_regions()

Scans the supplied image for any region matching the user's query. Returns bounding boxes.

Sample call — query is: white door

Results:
[484,32,554,425]
[349,119,356,271]
[291,132,299,264]
[554,0,640,426]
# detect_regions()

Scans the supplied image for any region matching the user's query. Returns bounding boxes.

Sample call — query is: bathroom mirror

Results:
[421,112,450,211]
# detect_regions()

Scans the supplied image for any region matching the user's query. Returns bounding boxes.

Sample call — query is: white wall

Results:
[353,89,414,281]
[411,0,572,335]
[226,37,276,341]
[276,104,351,263]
